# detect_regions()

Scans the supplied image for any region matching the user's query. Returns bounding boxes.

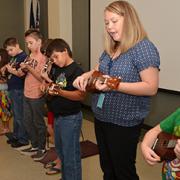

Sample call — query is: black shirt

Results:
[8,51,27,90]
[49,61,84,117]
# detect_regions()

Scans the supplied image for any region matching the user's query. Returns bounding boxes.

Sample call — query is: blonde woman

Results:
[73,1,160,179]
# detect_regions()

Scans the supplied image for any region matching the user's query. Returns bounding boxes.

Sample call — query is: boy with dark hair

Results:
[3,37,29,149]
[41,38,86,180]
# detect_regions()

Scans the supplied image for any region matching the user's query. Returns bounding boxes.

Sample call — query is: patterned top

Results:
[0,83,12,121]
[160,108,180,180]
[91,38,160,127]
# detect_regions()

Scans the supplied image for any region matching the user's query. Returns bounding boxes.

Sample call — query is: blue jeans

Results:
[9,89,29,144]
[54,112,82,180]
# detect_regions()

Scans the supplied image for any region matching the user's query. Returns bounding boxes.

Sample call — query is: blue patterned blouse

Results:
[91,38,160,127]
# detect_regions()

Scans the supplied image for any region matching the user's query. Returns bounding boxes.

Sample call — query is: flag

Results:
[29,0,35,28]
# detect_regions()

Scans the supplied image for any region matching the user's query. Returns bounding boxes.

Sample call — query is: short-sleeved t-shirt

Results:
[49,61,84,117]
[8,51,27,90]
[160,108,180,135]
[160,108,180,180]
[24,54,46,99]
[91,38,160,127]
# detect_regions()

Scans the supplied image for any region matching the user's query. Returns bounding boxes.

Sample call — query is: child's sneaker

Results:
[32,149,47,161]
[11,142,30,151]
[20,147,38,156]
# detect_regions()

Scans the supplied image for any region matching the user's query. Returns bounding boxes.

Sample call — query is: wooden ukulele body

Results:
[152,131,179,161]
[46,82,63,96]
[86,71,120,93]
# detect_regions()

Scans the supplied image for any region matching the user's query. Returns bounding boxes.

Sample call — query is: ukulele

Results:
[19,56,38,72]
[0,61,21,80]
[42,58,54,74]
[86,71,121,93]
[45,82,64,96]
[152,131,179,161]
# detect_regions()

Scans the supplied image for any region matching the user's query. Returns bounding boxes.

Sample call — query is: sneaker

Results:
[11,142,30,150]
[5,132,18,144]
[20,147,38,156]
[16,144,31,151]
[6,138,18,144]
[32,149,47,161]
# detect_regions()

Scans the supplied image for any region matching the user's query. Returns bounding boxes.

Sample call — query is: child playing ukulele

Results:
[141,108,180,179]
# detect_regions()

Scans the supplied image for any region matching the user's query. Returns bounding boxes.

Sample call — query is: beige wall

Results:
[48,0,72,48]
[47,0,60,38]
[24,0,72,47]
[90,0,112,69]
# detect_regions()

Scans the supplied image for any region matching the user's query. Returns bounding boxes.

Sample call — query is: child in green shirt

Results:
[141,108,180,179]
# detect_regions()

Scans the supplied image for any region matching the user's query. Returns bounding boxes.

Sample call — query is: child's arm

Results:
[174,139,180,159]
[48,87,86,101]
[0,79,6,83]
[57,89,86,101]
[141,124,161,165]
[73,64,99,91]
[0,65,7,74]
[20,63,43,82]
[6,64,23,77]
[40,69,53,83]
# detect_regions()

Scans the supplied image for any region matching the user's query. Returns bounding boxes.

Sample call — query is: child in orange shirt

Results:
[18,29,47,161]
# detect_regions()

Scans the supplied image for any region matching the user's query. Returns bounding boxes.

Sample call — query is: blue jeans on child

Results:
[9,89,29,144]
[54,111,82,180]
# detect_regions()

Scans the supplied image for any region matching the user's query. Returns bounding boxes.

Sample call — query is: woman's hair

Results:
[46,38,72,58]
[0,48,9,68]
[25,28,43,41]
[104,0,148,55]
[3,37,19,49]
